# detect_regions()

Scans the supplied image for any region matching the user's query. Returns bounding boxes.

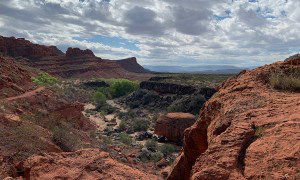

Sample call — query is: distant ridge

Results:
[144,65,250,74]
[0,35,151,81]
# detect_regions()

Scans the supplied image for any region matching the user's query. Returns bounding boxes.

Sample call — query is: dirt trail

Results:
[83,100,126,131]
[4,87,45,102]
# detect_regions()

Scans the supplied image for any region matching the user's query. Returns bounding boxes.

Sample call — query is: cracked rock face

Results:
[168,58,300,179]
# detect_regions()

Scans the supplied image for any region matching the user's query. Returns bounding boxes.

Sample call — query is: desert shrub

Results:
[145,139,158,151]
[91,91,107,106]
[102,135,113,144]
[119,132,133,145]
[52,126,81,152]
[109,79,139,98]
[269,72,300,92]
[133,118,149,132]
[95,103,116,115]
[138,150,163,162]
[96,87,112,99]
[118,119,127,131]
[159,144,176,156]
[32,72,59,86]
[151,152,164,162]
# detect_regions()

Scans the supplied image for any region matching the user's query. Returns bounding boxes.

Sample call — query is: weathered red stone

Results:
[154,113,196,142]
[22,149,157,180]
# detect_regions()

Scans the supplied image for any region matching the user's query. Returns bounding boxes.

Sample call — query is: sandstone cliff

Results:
[168,56,300,179]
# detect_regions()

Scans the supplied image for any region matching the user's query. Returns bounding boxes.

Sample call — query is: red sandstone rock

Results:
[0,36,63,59]
[66,47,95,58]
[168,58,300,179]
[22,148,157,180]
[154,113,196,142]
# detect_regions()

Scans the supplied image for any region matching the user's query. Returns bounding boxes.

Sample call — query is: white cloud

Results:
[0,0,299,66]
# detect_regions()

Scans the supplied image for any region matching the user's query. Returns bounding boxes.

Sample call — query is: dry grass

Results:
[269,72,300,93]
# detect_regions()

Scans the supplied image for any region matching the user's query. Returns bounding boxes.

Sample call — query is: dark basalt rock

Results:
[140,81,196,95]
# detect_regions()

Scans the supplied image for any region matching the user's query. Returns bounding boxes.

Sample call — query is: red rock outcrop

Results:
[155,113,196,142]
[22,148,157,180]
[168,57,300,179]
[0,36,63,59]
[66,47,95,58]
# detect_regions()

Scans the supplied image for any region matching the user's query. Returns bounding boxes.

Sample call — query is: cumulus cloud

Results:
[0,0,299,66]
[124,6,166,36]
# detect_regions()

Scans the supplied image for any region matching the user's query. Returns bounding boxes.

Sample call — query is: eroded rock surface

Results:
[168,57,300,179]
[22,148,157,180]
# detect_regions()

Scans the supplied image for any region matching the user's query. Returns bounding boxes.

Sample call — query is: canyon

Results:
[0,36,299,179]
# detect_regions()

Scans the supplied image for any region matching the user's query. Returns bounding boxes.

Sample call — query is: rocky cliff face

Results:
[0,36,63,59]
[168,56,300,179]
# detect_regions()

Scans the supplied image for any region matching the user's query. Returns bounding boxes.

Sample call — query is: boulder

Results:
[154,113,196,142]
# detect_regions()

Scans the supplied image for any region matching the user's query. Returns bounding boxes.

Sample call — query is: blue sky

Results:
[0,0,299,66]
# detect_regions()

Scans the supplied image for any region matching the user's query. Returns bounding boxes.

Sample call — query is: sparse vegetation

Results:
[254,126,265,138]
[159,144,176,156]
[52,125,82,152]
[145,139,158,151]
[269,72,300,92]
[32,72,59,86]
[167,94,206,115]
[133,118,149,132]
[118,119,127,131]
[119,132,133,145]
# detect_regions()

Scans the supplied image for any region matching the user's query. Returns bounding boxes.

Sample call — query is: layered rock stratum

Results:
[168,56,300,179]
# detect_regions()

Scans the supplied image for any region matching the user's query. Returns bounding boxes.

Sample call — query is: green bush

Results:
[118,119,127,131]
[91,91,107,106]
[119,132,133,145]
[133,118,149,132]
[145,139,158,151]
[270,73,300,92]
[159,144,176,156]
[32,72,59,86]
[109,80,139,98]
